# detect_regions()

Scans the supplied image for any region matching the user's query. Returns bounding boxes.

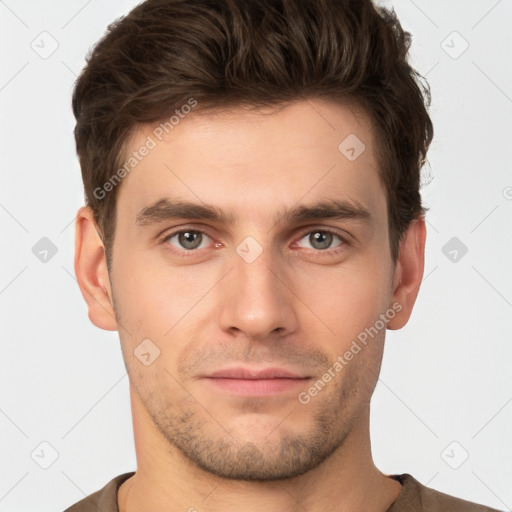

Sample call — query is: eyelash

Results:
[160,227,349,256]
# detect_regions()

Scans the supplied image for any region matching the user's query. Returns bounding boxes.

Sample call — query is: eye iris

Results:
[310,231,332,250]
[178,231,202,250]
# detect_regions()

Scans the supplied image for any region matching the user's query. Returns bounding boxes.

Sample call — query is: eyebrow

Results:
[135,197,371,227]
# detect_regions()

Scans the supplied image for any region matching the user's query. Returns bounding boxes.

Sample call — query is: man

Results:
[64,0,502,510]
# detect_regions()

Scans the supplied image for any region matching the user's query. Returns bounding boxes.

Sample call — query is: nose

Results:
[217,242,298,340]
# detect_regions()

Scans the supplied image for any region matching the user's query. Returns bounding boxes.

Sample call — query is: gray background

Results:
[1,0,511,510]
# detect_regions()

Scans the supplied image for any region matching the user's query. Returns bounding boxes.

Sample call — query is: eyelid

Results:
[295,225,350,242]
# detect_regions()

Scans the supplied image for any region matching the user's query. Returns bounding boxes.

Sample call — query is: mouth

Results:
[202,366,311,396]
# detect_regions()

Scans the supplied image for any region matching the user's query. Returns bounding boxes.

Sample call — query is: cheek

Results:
[111,253,217,343]
[111,225,183,316]
[292,260,392,343]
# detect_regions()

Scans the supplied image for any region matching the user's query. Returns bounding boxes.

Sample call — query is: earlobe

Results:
[74,206,118,331]
[387,217,426,330]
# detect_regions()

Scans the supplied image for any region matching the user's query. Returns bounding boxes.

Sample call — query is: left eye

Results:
[164,230,212,251]
[296,230,344,251]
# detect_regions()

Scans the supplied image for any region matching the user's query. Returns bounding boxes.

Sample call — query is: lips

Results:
[202,367,311,396]
[205,367,308,379]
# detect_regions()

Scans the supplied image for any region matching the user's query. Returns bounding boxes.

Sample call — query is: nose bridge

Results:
[217,235,296,338]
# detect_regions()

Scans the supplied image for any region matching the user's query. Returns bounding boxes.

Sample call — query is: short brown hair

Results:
[72,0,433,268]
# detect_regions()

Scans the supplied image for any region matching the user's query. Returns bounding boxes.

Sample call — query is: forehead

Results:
[116,98,386,224]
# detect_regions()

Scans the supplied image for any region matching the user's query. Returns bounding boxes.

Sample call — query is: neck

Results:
[118,386,402,512]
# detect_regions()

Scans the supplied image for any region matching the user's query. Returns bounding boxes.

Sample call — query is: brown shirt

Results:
[63,472,503,512]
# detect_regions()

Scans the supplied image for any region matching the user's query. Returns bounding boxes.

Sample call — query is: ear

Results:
[74,206,118,331]
[387,216,426,330]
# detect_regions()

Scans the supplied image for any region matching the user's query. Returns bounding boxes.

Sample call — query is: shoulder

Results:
[388,473,504,512]
[63,472,135,512]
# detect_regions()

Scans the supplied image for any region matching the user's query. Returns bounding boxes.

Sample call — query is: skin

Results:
[75,98,425,512]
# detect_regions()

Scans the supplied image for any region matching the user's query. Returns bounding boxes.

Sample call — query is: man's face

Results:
[109,99,397,480]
